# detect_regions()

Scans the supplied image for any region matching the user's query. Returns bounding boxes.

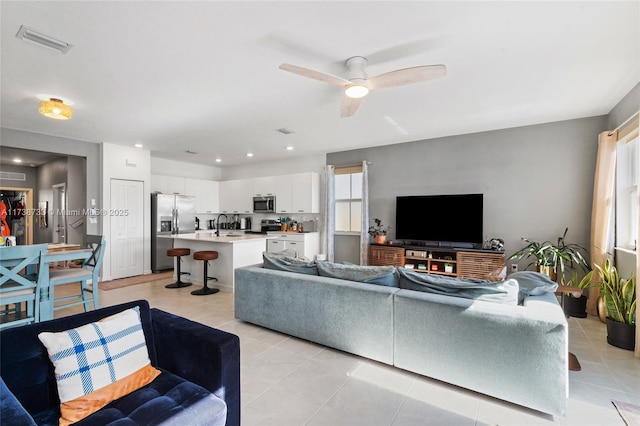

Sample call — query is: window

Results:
[334,167,362,233]
[615,115,639,251]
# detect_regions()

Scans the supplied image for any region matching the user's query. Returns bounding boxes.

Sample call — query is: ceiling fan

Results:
[279,56,447,117]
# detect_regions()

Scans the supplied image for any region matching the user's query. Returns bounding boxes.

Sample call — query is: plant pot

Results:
[375,235,387,244]
[597,296,607,323]
[562,294,587,318]
[444,265,453,273]
[606,318,636,351]
[536,264,557,281]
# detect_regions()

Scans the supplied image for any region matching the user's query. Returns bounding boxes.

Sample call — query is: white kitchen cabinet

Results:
[273,172,319,213]
[292,172,319,213]
[185,178,219,214]
[253,176,276,196]
[266,232,320,259]
[151,174,185,195]
[274,175,293,213]
[219,179,253,214]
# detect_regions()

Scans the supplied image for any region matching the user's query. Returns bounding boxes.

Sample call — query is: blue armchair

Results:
[0,300,240,426]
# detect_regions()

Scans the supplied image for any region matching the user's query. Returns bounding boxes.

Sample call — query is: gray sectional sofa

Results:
[234,263,568,416]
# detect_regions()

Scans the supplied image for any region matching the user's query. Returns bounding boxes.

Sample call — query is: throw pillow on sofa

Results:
[263,250,318,275]
[316,261,399,287]
[509,271,559,304]
[397,268,519,304]
[38,306,161,426]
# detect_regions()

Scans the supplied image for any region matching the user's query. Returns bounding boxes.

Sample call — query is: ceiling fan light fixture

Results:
[39,98,73,120]
[345,84,369,99]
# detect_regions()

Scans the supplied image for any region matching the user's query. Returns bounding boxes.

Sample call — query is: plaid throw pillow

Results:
[38,307,160,425]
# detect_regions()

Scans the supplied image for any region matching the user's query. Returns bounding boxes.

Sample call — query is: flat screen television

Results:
[395,194,483,247]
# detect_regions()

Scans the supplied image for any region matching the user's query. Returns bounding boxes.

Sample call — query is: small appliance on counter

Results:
[207,219,215,230]
[195,217,200,230]
[260,219,281,233]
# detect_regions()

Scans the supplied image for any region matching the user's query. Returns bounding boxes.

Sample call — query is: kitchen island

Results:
[161,232,273,292]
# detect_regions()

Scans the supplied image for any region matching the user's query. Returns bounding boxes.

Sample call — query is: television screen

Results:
[395,194,483,246]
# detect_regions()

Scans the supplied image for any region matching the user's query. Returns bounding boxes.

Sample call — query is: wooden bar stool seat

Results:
[191,250,219,296]
[165,248,191,289]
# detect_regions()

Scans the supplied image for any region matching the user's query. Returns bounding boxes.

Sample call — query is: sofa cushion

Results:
[37,306,161,426]
[398,268,519,304]
[509,271,559,304]
[32,370,227,426]
[316,261,399,287]
[263,250,318,275]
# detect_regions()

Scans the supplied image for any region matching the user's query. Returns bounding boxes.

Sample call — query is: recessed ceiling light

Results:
[246,152,254,157]
[134,143,143,148]
[286,146,294,151]
[13,158,22,163]
[215,158,222,163]
[29,164,36,168]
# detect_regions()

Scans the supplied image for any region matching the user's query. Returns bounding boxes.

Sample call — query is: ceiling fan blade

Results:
[367,64,447,90]
[279,63,349,86]
[340,96,362,118]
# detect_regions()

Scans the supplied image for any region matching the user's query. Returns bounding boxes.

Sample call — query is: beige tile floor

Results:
[54,278,639,426]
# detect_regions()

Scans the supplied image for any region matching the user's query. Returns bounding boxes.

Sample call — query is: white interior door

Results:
[111,179,144,279]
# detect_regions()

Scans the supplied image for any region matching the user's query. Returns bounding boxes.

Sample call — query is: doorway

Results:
[52,183,66,243]
[0,187,33,245]
[110,179,144,279]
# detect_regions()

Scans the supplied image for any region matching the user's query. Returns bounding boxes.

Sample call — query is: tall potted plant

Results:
[368,218,390,244]
[594,259,636,350]
[508,227,589,281]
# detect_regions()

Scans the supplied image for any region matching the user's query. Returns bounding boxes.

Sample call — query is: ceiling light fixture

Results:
[345,83,369,99]
[13,158,22,163]
[286,146,294,151]
[39,98,73,120]
[246,153,254,158]
[16,25,72,54]
[134,144,143,148]
[215,158,222,163]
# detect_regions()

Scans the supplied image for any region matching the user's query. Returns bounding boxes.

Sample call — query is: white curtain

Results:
[359,161,369,265]
[320,165,335,262]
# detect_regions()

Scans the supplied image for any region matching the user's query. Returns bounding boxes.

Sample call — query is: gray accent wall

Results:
[327,116,607,267]
[34,157,67,244]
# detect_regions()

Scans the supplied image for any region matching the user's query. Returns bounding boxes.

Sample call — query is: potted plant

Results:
[560,270,594,318]
[368,218,390,244]
[508,227,589,281]
[594,259,636,350]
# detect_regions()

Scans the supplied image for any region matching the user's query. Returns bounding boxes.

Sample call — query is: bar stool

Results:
[165,248,191,289]
[191,251,220,296]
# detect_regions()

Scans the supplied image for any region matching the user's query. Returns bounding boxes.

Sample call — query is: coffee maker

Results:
[195,217,200,230]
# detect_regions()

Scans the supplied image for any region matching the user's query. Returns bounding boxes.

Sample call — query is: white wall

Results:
[151,157,222,180]
[102,143,151,281]
[221,154,325,180]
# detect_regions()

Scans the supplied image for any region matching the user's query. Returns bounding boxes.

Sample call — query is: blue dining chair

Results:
[0,244,48,329]
[48,235,106,313]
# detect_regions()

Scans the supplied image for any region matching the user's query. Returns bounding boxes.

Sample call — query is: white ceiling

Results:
[1,1,638,167]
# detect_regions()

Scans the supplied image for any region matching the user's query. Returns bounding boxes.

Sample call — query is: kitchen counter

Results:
[162,233,273,292]
[165,232,275,244]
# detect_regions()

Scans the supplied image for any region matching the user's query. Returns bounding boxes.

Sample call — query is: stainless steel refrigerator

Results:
[151,193,196,272]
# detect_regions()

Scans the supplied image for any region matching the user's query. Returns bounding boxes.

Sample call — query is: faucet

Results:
[216,214,228,237]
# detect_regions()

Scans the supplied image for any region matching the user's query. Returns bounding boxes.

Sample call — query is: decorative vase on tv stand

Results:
[375,235,387,244]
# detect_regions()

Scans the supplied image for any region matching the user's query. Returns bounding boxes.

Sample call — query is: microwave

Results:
[253,196,276,213]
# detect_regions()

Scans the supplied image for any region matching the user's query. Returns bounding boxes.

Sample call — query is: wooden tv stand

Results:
[368,244,506,281]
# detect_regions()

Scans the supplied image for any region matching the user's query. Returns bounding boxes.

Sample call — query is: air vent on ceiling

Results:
[184,150,198,155]
[16,25,72,54]
[0,171,26,181]
[276,127,295,135]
